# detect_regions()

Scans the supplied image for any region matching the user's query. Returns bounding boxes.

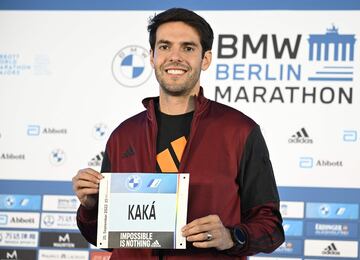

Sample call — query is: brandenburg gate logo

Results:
[307,25,356,82]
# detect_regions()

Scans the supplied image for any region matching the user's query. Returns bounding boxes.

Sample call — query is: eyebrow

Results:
[156,39,199,47]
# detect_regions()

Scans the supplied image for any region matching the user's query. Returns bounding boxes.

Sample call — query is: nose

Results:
[168,47,183,62]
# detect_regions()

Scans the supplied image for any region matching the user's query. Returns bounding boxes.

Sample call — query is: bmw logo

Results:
[126,175,142,191]
[49,148,66,166]
[93,123,108,140]
[320,204,330,216]
[5,196,15,208]
[112,45,153,87]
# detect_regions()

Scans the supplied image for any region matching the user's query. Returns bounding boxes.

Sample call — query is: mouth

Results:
[165,67,188,75]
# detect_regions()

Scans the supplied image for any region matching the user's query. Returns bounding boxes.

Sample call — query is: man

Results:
[73,8,284,259]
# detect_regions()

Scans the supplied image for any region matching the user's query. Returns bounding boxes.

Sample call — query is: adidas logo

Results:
[151,240,161,248]
[288,127,313,144]
[122,146,135,158]
[88,151,104,166]
[322,242,340,255]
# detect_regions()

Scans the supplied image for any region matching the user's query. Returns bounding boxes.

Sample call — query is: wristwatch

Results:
[230,227,246,247]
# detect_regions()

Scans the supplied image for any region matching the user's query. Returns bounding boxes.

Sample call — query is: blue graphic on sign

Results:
[283,220,303,236]
[306,221,358,238]
[121,54,145,78]
[306,203,359,220]
[272,239,303,255]
[0,215,8,224]
[308,25,355,61]
[343,130,357,142]
[299,157,313,168]
[27,125,40,136]
[308,25,356,81]
[126,175,142,191]
[0,195,41,211]
[110,173,178,193]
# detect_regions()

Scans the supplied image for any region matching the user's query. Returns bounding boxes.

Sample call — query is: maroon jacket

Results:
[77,88,284,259]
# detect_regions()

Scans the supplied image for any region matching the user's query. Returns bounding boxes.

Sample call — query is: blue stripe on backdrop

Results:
[1,180,360,202]
[0,0,360,10]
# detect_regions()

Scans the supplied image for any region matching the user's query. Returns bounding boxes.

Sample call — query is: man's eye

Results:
[184,46,194,52]
[159,45,169,50]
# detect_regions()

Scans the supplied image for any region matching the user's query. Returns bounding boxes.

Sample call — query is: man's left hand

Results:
[181,214,234,250]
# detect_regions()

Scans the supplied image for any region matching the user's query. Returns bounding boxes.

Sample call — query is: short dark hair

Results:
[147,8,214,57]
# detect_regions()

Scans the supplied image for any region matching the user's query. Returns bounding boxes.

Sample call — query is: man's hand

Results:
[72,168,103,209]
[181,214,234,250]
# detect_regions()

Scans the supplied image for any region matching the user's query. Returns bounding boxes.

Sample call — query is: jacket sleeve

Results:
[76,149,111,247]
[226,125,285,255]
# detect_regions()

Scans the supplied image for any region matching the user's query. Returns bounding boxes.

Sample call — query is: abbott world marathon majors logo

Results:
[112,45,153,87]
[214,25,356,104]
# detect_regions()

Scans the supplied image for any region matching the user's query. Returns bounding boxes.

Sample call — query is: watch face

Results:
[234,228,246,244]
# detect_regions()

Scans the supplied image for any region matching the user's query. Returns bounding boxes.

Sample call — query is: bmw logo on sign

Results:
[126,175,142,191]
[112,45,153,87]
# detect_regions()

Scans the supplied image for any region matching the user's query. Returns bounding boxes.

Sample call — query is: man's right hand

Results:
[72,168,103,209]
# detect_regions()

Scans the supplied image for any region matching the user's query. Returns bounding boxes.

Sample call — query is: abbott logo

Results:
[0,215,8,225]
[343,130,357,142]
[27,125,40,136]
[299,157,313,168]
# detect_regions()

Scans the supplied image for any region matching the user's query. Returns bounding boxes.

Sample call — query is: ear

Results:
[150,49,155,68]
[201,50,212,71]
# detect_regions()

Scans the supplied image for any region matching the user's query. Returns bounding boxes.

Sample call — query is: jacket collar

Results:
[142,87,210,121]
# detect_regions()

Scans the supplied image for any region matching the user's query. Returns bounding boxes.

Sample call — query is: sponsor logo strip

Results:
[39,232,89,248]
[306,203,359,219]
[42,195,79,212]
[280,201,304,218]
[283,220,303,236]
[0,195,41,211]
[304,239,358,258]
[0,230,38,247]
[39,249,89,260]
[0,249,37,260]
[90,251,112,260]
[306,221,358,238]
[274,239,303,255]
[0,212,40,228]
[41,212,77,230]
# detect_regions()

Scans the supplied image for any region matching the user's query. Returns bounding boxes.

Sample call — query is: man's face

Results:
[150,21,212,97]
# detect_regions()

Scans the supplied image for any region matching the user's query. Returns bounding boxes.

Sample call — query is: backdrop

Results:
[0,0,359,259]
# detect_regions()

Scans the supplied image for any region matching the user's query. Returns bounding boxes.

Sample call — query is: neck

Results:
[159,87,199,115]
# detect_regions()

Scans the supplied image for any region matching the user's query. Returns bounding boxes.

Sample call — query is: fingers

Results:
[72,168,103,199]
[182,215,220,235]
[182,215,234,250]
[73,168,102,187]
[74,168,103,183]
